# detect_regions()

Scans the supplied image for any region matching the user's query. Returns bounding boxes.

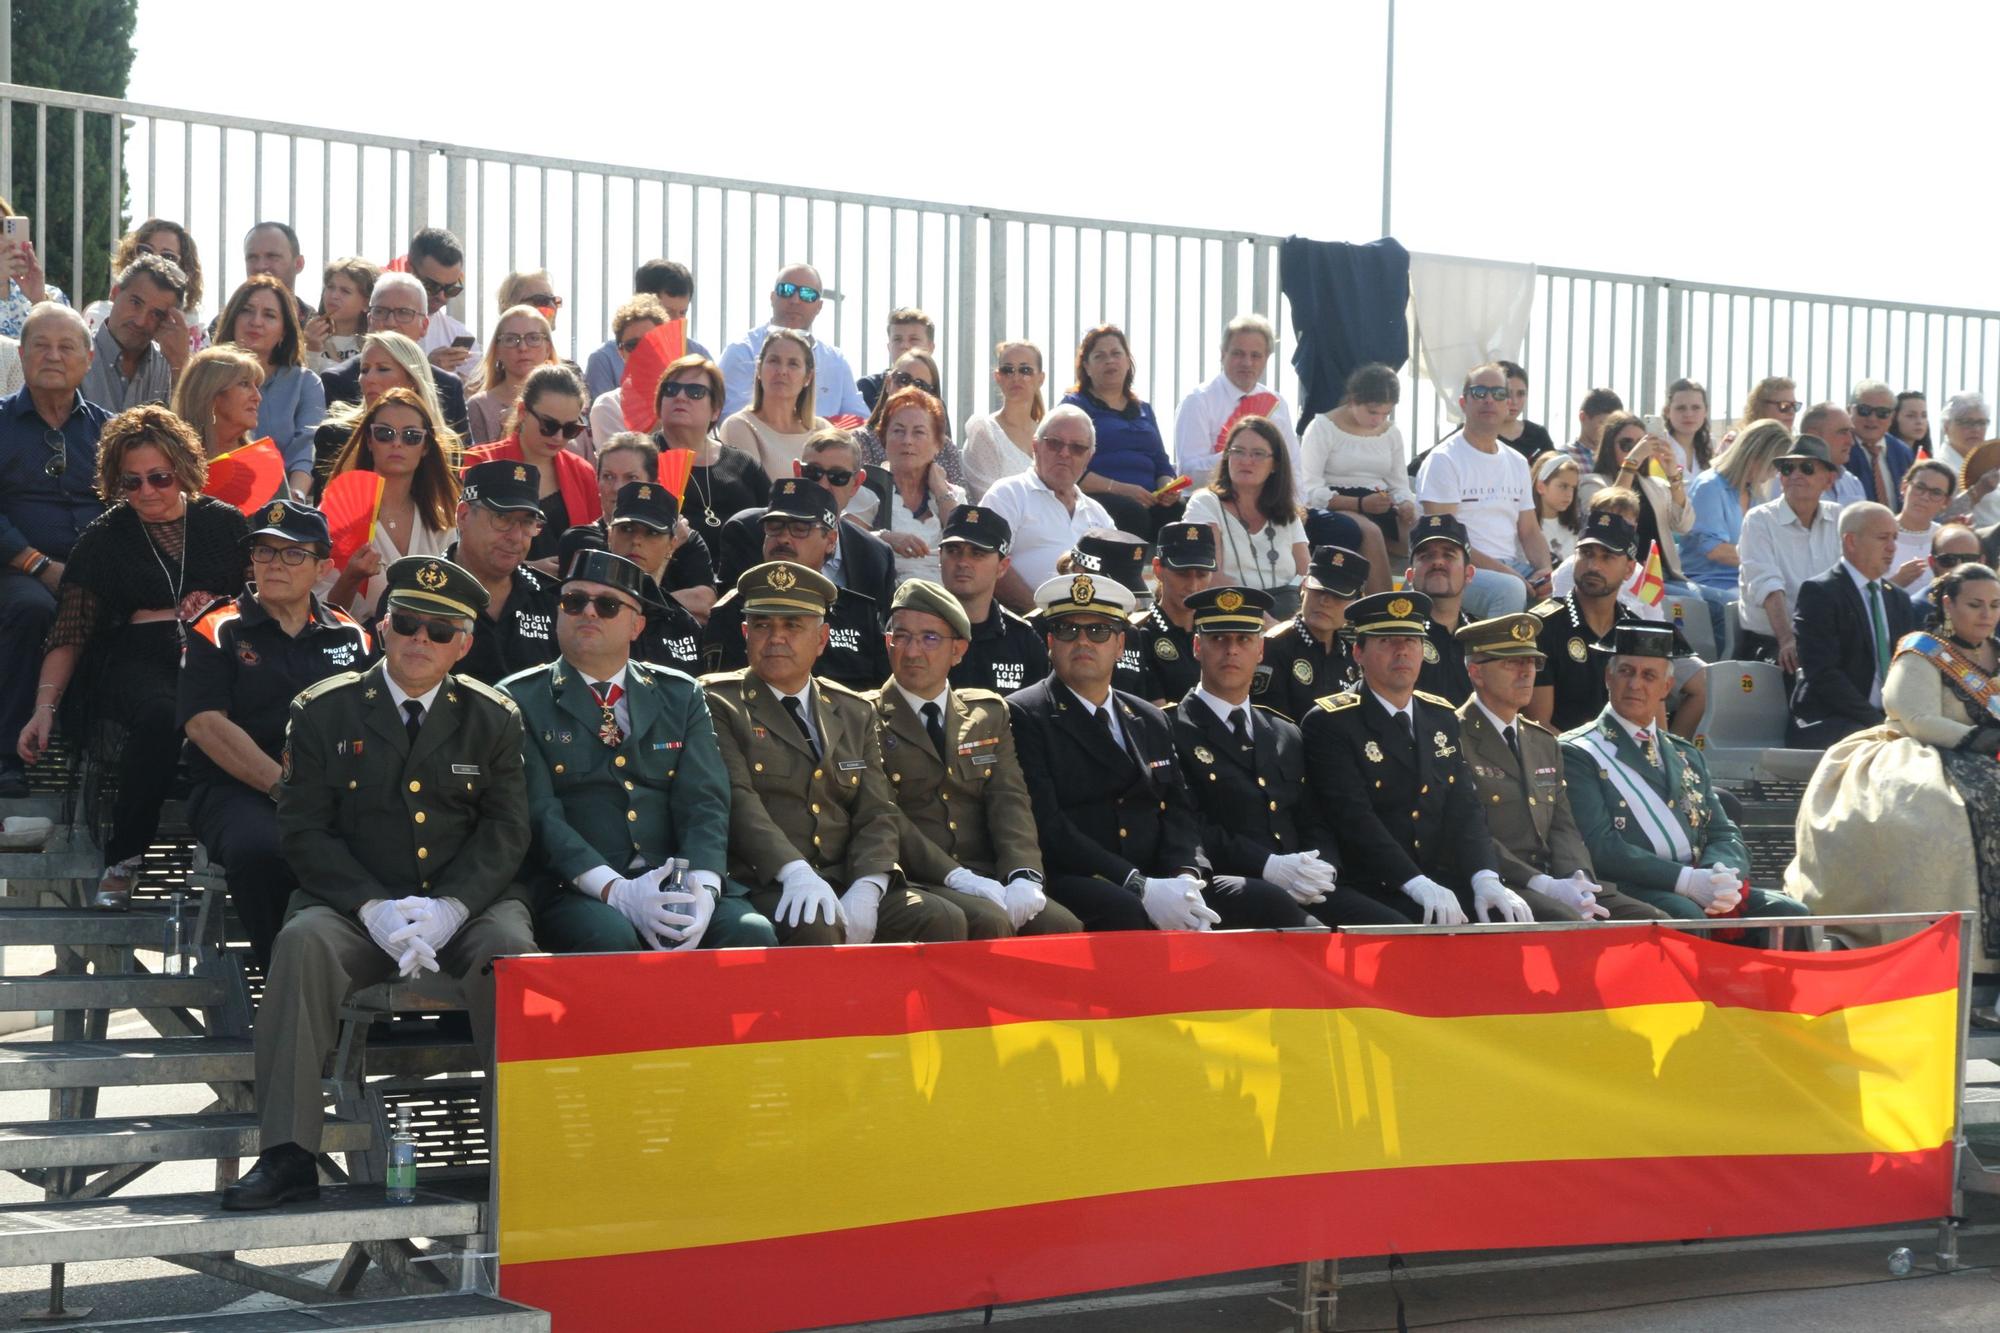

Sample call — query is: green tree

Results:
[7,0,138,305]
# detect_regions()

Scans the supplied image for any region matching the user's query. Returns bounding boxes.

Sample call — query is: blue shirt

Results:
[0,387,110,563]
[254,364,328,474]
[583,334,713,401]
[718,323,868,420]
[1681,468,1750,592]
[1062,390,1172,489]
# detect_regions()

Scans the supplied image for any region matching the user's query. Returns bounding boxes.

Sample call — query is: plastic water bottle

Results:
[386,1105,417,1203]
[163,891,186,975]
[1887,1247,1914,1276]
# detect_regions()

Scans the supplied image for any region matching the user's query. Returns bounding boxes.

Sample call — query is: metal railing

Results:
[7,79,1999,456]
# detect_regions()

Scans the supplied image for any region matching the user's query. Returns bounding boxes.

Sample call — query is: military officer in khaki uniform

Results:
[870,579,1082,937]
[1454,614,1667,923]
[704,561,964,945]
[224,555,536,1210]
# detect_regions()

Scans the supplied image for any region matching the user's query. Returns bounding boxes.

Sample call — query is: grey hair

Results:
[1221,313,1276,357]
[371,270,426,309]
[19,301,88,344]
[1849,378,1893,405]
[1945,391,1990,425]
[1798,402,1844,437]
[1034,401,1096,446]
[1837,501,1894,537]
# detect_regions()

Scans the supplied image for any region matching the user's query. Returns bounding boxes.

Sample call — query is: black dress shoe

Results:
[220,1145,320,1210]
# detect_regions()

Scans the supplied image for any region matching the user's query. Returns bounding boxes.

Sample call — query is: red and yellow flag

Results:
[495,922,1959,1332]
[1628,539,1667,606]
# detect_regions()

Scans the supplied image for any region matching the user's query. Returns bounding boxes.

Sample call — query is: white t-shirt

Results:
[1183,489,1306,592]
[1415,432,1532,564]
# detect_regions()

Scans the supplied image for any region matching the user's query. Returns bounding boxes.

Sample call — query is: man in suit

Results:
[502,550,775,953]
[870,579,1080,937]
[1846,379,1915,506]
[316,271,472,438]
[713,429,895,607]
[1129,523,1216,704]
[1560,625,1811,930]
[701,477,889,689]
[1300,591,1534,926]
[1007,572,1221,932]
[1453,614,1667,922]
[704,561,964,945]
[1788,501,1915,747]
[223,556,535,1210]
[1254,545,1365,721]
[1173,586,1406,928]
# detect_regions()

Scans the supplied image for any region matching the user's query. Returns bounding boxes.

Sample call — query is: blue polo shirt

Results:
[0,387,110,565]
[1063,389,1173,489]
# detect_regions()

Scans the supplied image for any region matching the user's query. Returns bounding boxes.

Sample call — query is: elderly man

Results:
[1405,514,1477,704]
[713,428,894,605]
[870,578,1080,937]
[448,460,561,684]
[1848,379,1915,506]
[1737,434,1844,670]
[1254,545,1365,721]
[937,504,1047,694]
[81,253,189,410]
[406,227,480,374]
[1799,402,1864,504]
[704,561,964,945]
[1171,314,1300,483]
[1561,625,1810,933]
[1454,614,1665,923]
[0,304,110,796]
[583,260,708,399]
[702,477,889,689]
[1933,524,1984,606]
[181,501,375,965]
[1007,572,1219,932]
[503,549,773,953]
[1787,501,1915,747]
[1300,591,1531,926]
[317,271,471,438]
[982,403,1115,610]
[1416,363,1554,619]
[1130,523,1217,704]
[718,263,866,418]
[222,555,536,1210]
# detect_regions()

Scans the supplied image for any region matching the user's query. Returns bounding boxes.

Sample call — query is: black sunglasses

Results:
[528,407,586,440]
[799,461,856,487]
[660,381,711,401]
[1852,404,1895,420]
[416,273,465,300]
[388,611,465,643]
[1934,553,1979,570]
[558,591,634,618]
[892,370,939,395]
[118,469,178,493]
[774,281,821,303]
[369,424,429,446]
[1774,460,1823,477]
[1050,620,1121,643]
[41,427,65,479]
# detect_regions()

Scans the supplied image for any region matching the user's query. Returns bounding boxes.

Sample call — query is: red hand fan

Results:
[655,448,694,502]
[322,470,385,570]
[620,318,689,433]
[201,437,285,514]
[827,413,866,430]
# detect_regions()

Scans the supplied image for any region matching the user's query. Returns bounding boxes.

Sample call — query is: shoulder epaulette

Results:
[700,667,752,688]
[451,674,517,711]
[292,670,364,708]
[1520,715,1557,735]
[816,676,865,700]
[1263,622,1292,641]
[1315,691,1361,713]
[1412,690,1453,708]
[955,687,1004,704]
[1529,598,1565,618]
[495,662,552,692]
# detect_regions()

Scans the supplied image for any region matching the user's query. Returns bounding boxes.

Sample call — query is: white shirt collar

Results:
[894,680,951,716]
[1367,687,1413,722]
[1607,708,1655,745]
[1194,686,1252,727]
[1471,695,1518,736]
[383,671,443,715]
[583,663,629,695]
[1842,559,1883,596]
[766,679,814,711]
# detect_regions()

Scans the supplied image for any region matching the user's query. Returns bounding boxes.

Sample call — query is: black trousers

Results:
[0,572,55,759]
[187,780,296,967]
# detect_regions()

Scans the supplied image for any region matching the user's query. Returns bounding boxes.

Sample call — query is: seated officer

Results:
[604,480,703,671]
[704,561,962,944]
[938,504,1048,695]
[1405,514,1476,704]
[870,578,1081,937]
[1453,614,1666,922]
[502,550,776,954]
[1254,545,1365,721]
[1007,572,1220,932]
[1130,522,1217,704]
[1061,529,1153,693]
[1559,624,1810,932]
[701,478,889,690]
[181,500,376,966]
[224,555,535,1210]
[1299,591,1534,926]
[1173,586,1407,928]
[450,459,560,685]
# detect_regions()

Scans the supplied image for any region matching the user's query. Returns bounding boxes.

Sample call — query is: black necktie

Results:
[402,699,425,746]
[1229,707,1252,750]
[1398,709,1415,746]
[1502,723,1521,766]
[922,701,948,763]
[781,694,820,761]
[1094,705,1137,769]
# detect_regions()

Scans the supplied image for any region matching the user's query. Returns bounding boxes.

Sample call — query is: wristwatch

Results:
[1122,869,1146,896]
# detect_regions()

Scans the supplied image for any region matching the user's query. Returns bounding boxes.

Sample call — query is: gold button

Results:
[1118,828,1129,839]
[408,780,421,793]
[812,834,822,845]
[1256,777,1267,788]
[890,772,901,783]
[416,847,428,859]
[851,775,859,785]
[1410,810,1420,819]
[627,810,638,822]
[624,780,634,791]
[940,791,949,801]
[1527,795,1537,806]
[414,811,426,824]
[949,821,958,830]
[1448,775,1454,784]
[811,803,821,814]
[614,756,627,768]
[1374,780,1382,789]
[1420,784,1429,794]
[348,780,357,790]
[813,769,824,780]
[1491,794,1500,803]
[553,764,564,774]
[1209,773,1217,781]
[754,762,764,772]
[1268,801,1277,811]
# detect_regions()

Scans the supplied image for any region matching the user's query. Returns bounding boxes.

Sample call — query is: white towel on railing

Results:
[1411,254,1537,425]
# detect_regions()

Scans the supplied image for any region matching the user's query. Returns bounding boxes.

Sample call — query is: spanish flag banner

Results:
[495,922,1959,1332]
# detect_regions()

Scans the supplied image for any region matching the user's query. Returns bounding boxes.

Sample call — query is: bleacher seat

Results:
[1692,660,1824,784]
[1667,595,1717,660]
[1723,598,1743,661]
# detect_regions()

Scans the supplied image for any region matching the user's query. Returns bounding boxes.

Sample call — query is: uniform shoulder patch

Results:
[453,674,518,712]
[1412,690,1454,708]
[698,667,752,689]
[1529,598,1565,619]
[955,687,1004,704]
[495,661,554,692]
[191,599,243,646]
[1315,692,1361,713]
[1520,715,1557,735]
[292,670,364,709]
[816,676,864,700]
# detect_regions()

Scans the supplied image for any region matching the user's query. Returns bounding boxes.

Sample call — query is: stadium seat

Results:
[1667,595,1717,660]
[1723,598,1742,660]
[1692,660,1824,784]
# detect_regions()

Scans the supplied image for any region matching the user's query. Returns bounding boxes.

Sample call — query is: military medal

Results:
[1433,732,1456,757]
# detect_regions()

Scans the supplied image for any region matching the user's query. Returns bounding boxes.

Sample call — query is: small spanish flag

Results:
[1629,539,1666,606]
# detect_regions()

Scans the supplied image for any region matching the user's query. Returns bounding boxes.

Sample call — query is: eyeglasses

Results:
[1954,417,1991,432]
[495,331,551,350]
[1853,404,1895,420]
[761,517,827,539]
[369,305,423,323]
[1039,438,1091,456]
[1226,446,1274,461]
[1907,482,1950,500]
[368,424,429,446]
[1773,460,1823,477]
[136,240,182,266]
[1049,620,1121,643]
[888,627,950,650]
[117,469,178,493]
[773,281,821,303]
[478,508,547,535]
[1934,553,1979,570]
[799,461,856,487]
[416,274,465,300]
[659,381,711,401]
[996,363,1038,377]
[1463,385,1508,401]
[557,591,633,619]
[250,544,317,566]
[517,294,561,310]
[1766,400,1800,414]
[388,611,465,643]
[527,408,586,440]
[41,427,65,479]
[892,370,939,395]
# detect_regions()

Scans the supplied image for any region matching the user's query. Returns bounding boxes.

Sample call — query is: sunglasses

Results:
[1934,553,1979,570]
[518,293,561,310]
[41,427,65,479]
[250,544,318,566]
[799,461,855,486]
[1039,438,1091,456]
[761,517,828,539]
[1050,620,1121,643]
[417,274,465,300]
[1853,404,1895,420]
[495,331,550,350]
[1464,385,1508,401]
[388,611,465,643]
[1766,400,1800,414]
[369,424,429,446]
[892,370,939,395]
[558,591,633,618]
[996,363,1038,377]
[773,281,821,303]
[1773,460,1823,477]
[659,381,711,401]
[118,469,178,493]
[528,408,586,440]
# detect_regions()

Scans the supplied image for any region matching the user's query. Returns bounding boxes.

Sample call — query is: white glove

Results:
[1400,875,1468,926]
[1262,850,1336,904]
[945,866,1008,908]
[774,860,839,930]
[1529,871,1611,921]
[840,879,884,944]
[1141,875,1221,932]
[390,896,468,975]
[1675,863,1743,915]
[1001,876,1046,929]
[359,898,433,977]
[1470,871,1534,924]
[605,866,679,949]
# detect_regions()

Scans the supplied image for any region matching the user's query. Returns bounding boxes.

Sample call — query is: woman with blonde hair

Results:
[720,326,826,477]
[319,387,462,618]
[309,331,454,486]
[467,304,563,445]
[171,345,264,458]
[1683,419,1793,592]
[961,339,1045,499]
[496,269,562,328]
[1724,375,1799,445]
